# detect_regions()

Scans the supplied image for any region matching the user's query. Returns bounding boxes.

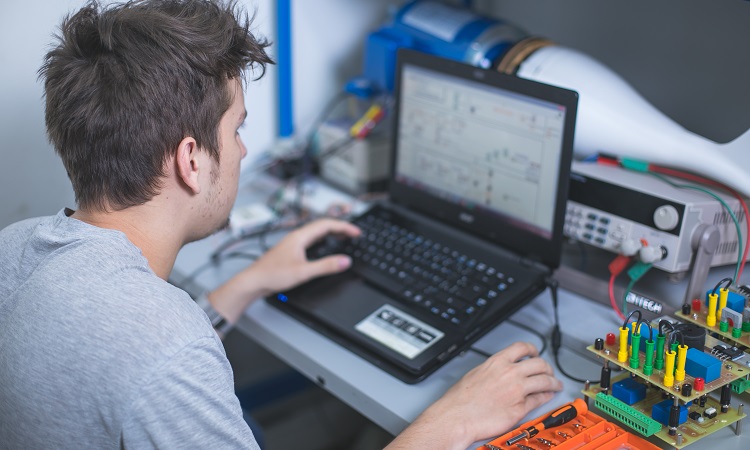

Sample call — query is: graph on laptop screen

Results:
[394,64,568,240]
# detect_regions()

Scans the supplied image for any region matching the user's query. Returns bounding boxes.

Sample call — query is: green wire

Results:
[648,172,742,283]
[622,277,637,316]
[622,262,653,315]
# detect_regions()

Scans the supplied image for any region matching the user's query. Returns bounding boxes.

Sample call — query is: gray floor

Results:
[223,329,395,450]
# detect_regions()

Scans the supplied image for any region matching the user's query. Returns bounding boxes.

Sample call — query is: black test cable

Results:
[261,90,348,215]
[178,252,261,288]
[469,320,548,359]
[291,89,390,215]
[291,90,352,214]
[316,136,355,162]
[277,89,349,177]
[548,277,602,384]
[211,201,317,264]
[288,134,356,215]
[210,219,307,262]
[179,215,306,289]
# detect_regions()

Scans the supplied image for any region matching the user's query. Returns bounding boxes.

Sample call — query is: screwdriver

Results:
[505,398,588,446]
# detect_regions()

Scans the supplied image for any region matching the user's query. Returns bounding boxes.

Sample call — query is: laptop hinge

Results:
[519,256,538,268]
[520,256,551,273]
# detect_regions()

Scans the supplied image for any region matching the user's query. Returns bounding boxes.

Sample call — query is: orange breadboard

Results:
[483,400,661,450]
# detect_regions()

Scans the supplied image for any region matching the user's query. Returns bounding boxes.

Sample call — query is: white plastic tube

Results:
[516,46,750,197]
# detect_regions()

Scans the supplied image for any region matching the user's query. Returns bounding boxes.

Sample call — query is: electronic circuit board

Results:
[587,334,749,403]
[583,372,745,448]
[585,329,747,448]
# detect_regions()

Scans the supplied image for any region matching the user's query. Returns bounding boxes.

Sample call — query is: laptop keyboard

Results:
[309,210,517,327]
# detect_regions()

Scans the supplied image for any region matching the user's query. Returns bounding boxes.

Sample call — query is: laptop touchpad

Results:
[296,274,390,325]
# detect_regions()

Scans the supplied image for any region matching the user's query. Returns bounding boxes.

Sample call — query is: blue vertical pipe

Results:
[277,0,293,137]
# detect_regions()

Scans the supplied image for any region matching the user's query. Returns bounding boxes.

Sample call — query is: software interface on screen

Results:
[395,64,568,239]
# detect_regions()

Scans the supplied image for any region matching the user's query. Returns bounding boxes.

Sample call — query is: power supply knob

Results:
[653,205,679,231]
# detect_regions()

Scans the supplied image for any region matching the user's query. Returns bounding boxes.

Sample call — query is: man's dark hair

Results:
[40,0,273,211]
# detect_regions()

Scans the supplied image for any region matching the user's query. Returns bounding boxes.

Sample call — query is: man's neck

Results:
[71,206,184,280]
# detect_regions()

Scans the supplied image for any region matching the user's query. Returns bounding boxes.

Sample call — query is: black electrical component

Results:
[699,395,708,408]
[594,338,604,350]
[681,303,691,315]
[600,365,611,393]
[265,156,319,180]
[688,411,702,421]
[673,323,707,350]
[721,384,732,413]
[681,383,692,397]
[736,284,750,298]
[668,403,680,436]
[711,344,745,361]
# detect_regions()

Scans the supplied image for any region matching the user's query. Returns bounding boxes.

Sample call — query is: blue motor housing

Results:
[362,0,526,93]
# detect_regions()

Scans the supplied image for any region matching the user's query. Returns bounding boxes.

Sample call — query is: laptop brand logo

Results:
[459,212,475,224]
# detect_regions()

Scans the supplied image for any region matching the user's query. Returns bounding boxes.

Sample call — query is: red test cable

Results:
[608,254,632,321]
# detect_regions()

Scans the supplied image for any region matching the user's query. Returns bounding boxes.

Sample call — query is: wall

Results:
[480,0,750,144]
[0,0,278,229]
[0,1,81,228]
[289,1,391,138]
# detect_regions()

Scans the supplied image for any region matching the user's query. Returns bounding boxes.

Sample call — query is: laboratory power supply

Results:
[565,162,748,274]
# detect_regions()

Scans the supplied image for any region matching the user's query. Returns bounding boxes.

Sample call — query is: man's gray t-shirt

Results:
[0,209,260,449]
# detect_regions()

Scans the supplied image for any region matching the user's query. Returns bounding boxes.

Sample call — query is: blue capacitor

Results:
[652,399,688,426]
[685,347,722,383]
[612,378,647,405]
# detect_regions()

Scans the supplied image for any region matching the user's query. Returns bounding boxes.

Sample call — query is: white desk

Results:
[173,176,750,449]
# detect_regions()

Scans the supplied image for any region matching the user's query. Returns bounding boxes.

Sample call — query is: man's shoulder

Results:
[111,272,216,343]
[0,215,49,241]
[0,210,221,381]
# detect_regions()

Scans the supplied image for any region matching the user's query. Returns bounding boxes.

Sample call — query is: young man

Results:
[0,1,562,448]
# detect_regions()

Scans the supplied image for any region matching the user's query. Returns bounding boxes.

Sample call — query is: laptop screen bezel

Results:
[388,48,578,270]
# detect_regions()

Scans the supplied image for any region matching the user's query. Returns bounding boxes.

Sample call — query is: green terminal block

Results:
[743,321,750,332]
[720,321,729,332]
[733,327,742,338]
[731,378,750,394]
[594,392,663,437]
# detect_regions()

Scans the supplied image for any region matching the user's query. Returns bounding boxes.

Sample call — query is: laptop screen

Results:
[395,64,568,240]
[389,49,578,269]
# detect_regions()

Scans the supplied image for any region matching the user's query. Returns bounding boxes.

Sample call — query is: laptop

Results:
[267,48,578,383]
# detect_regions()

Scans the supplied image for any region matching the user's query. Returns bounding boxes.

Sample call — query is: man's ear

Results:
[174,137,202,195]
